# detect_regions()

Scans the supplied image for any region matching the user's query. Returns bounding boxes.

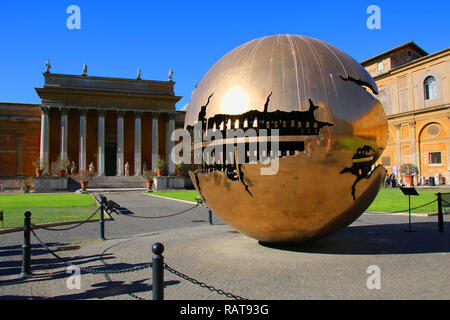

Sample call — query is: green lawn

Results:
[151,191,200,203]
[367,187,449,213]
[0,193,98,229]
[150,188,449,214]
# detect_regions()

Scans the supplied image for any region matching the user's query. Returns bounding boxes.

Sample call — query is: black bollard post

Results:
[208,209,213,225]
[99,200,106,241]
[21,211,32,278]
[152,242,164,300]
[436,193,444,232]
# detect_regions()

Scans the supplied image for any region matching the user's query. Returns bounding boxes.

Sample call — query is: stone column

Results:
[408,121,417,164]
[134,111,142,175]
[167,112,176,175]
[394,123,402,178]
[39,107,50,171]
[60,107,68,162]
[447,115,450,185]
[116,111,125,176]
[152,112,159,172]
[408,121,418,184]
[97,109,106,176]
[79,109,87,172]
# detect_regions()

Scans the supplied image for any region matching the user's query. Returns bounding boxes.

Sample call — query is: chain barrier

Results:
[23,194,243,300]
[164,263,247,300]
[29,226,245,300]
[119,203,199,219]
[31,207,101,232]
[29,227,152,274]
[128,292,148,300]
[387,199,437,213]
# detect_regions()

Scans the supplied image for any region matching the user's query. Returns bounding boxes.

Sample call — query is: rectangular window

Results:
[377,61,384,72]
[429,152,441,165]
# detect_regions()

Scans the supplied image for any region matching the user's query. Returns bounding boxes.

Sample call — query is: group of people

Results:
[384,174,399,188]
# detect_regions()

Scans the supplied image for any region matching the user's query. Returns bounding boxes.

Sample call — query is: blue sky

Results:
[0,0,448,109]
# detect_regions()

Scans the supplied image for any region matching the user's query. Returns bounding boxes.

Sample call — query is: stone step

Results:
[73,175,146,188]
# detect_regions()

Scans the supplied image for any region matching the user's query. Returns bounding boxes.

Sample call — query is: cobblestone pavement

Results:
[0,192,449,300]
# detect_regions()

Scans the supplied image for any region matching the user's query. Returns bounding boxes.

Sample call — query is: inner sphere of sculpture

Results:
[185,34,388,244]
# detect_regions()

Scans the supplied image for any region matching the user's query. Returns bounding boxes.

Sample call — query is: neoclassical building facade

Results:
[1,42,449,188]
[35,68,183,177]
[362,42,450,185]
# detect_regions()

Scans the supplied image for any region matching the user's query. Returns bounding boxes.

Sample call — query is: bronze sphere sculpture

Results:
[185,34,387,244]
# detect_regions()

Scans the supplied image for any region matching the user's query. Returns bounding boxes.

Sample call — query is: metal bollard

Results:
[208,209,213,225]
[436,193,444,232]
[99,200,106,240]
[152,242,164,300]
[20,211,32,278]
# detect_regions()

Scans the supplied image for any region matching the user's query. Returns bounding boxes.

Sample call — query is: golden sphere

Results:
[185,35,387,244]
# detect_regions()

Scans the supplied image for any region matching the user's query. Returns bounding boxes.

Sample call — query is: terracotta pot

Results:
[175,169,183,176]
[157,169,164,177]
[404,174,414,186]
[146,179,153,192]
[59,169,66,177]
[36,169,43,177]
[80,181,89,191]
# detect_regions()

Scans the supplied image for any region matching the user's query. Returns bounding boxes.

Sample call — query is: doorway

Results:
[105,143,117,176]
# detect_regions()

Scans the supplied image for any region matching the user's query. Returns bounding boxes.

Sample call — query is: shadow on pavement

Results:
[116,207,135,215]
[0,279,180,300]
[259,222,450,255]
[0,242,115,284]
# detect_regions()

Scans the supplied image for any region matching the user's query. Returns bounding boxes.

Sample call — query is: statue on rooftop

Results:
[168,68,174,81]
[137,68,141,80]
[45,60,51,73]
[82,62,87,76]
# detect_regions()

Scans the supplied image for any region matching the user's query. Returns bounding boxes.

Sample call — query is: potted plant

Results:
[400,163,418,186]
[142,170,156,192]
[174,162,184,176]
[77,170,94,191]
[32,158,47,177]
[57,157,71,176]
[156,158,166,177]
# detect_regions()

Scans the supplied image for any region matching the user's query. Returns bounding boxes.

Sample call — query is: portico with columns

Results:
[35,69,183,178]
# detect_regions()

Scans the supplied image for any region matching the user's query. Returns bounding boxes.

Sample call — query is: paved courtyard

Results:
[0,192,449,300]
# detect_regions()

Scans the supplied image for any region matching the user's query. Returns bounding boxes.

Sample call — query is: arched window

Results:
[424,76,437,100]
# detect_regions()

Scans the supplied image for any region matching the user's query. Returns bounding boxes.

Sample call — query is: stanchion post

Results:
[152,242,164,300]
[208,209,212,225]
[436,193,444,232]
[99,198,106,240]
[20,211,32,278]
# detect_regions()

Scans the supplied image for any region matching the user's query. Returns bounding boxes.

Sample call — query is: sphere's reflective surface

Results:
[185,35,387,244]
